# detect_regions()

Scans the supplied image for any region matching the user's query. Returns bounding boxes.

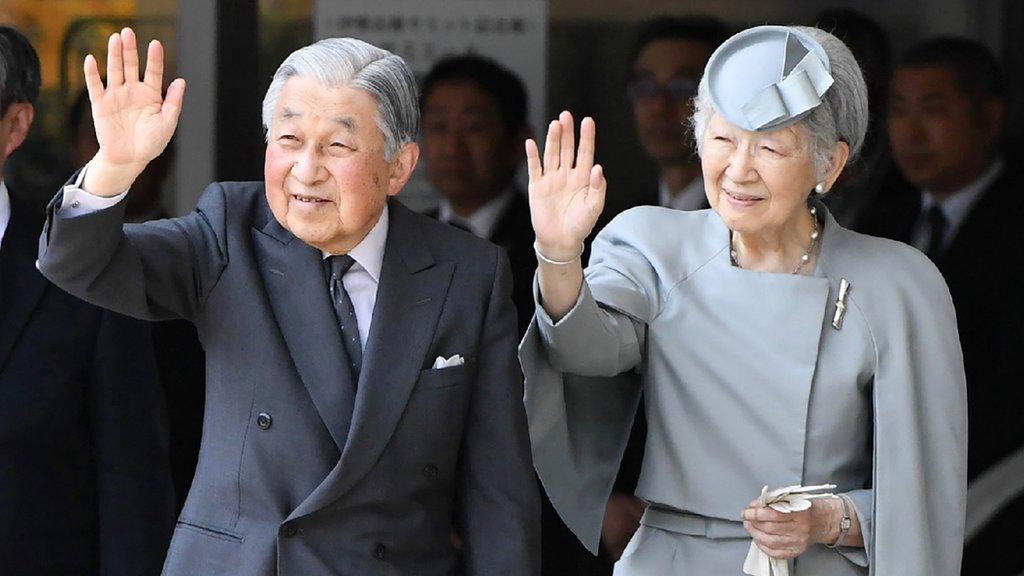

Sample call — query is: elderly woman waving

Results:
[521,25,966,575]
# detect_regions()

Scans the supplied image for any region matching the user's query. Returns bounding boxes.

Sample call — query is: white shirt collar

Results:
[437,187,516,239]
[920,157,1004,240]
[659,176,706,211]
[321,203,388,283]
[0,179,11,249]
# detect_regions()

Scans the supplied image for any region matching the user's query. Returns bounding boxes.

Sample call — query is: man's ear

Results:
[506,124,531,162]
[982,98,1006,141]
[3,103,35,157]
[387,141,420,196]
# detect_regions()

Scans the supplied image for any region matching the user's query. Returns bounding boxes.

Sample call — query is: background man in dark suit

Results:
[419,55,536,335]
[855,37,1024,575]
[0,25,175,575]
[38,27,538,575]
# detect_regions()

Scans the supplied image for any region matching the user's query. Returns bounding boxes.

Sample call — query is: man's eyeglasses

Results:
[627,76,698,103]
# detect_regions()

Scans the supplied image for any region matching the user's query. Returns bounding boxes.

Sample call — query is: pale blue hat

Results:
[705,25,834,132]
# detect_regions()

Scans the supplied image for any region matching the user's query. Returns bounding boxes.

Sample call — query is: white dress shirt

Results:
[659,176,706,211]
[0,179,11,250]
[437,187,516,239]
[59,164,386,348]
[911,158,1004,254]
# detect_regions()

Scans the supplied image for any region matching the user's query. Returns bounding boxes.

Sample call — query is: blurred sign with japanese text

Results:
[315,0,548,209]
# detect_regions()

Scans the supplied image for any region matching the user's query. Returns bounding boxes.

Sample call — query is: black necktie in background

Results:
[327,255,363,380]
[924,204,949,261]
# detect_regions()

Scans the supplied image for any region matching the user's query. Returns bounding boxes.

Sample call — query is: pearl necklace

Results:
[730,205,820,274]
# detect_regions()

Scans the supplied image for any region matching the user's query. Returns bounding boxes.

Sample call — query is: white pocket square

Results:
[432,354,465,369]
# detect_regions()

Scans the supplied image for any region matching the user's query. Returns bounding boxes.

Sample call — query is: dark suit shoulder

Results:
[195,181,268,226]
[209,181,267,198]
[959,170,1024,233]
[395,201,504,264]
[490,192,533,246]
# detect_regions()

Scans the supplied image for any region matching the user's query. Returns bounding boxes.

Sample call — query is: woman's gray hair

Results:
[691,26,869,178]
[261,38,419,161]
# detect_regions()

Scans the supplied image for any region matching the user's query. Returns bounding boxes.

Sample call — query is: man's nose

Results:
[893,116,928,147]
[292,148,326,184]
[641,94,671,115]
[439,128,467,156]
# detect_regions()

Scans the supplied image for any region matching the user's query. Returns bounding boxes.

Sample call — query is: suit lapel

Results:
[289,200,454,519]
[488,191,529,247]
[0,200,50,371]
[939,171,1006,272]
[252,217,355,454]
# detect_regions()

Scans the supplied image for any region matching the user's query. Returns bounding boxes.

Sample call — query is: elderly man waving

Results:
[37,28,538,576]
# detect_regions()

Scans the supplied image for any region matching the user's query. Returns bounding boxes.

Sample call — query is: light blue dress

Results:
[520,203,966,575]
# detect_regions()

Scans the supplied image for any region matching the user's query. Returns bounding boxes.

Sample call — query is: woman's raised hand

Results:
[83,27,185,197]
[526,111,606,260]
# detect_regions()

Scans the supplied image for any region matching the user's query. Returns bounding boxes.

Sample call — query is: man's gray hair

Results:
[261,38,419,161]
[692,26,869,179]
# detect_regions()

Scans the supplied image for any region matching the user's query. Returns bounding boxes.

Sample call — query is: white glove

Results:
[742,484,836,576]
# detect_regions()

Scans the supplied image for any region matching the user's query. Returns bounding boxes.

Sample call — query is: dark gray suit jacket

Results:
[38,182,539,576]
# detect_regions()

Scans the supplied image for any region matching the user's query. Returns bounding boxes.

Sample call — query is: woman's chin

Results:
[717,205,761,232]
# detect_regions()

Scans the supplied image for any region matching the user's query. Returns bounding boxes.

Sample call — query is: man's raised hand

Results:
[82,27,185,197]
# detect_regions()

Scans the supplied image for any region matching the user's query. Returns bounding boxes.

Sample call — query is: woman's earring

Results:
[814,182,826,195]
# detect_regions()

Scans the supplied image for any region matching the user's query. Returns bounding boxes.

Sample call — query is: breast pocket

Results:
[414,362,472,392]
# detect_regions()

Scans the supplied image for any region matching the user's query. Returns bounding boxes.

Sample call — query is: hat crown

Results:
[705,25,833,132]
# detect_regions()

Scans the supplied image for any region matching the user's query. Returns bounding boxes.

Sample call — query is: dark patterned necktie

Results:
[924,204,949,261]
[327,255,362,379]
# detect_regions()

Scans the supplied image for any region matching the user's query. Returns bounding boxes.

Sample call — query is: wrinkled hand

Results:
[742,498,836,560]
[601,492,645,560]
[84,27,185,190]
[526,111,606,261]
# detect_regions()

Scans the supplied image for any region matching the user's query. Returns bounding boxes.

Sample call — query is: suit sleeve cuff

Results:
[60,162,129,217]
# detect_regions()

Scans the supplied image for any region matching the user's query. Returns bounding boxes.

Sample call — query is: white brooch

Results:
[832,279,851,330]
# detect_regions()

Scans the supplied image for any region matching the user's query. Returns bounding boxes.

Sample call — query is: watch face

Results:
[841,518,852,530]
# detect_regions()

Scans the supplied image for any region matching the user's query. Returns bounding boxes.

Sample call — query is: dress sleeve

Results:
[858,252,967,574]
[520,209,668,554]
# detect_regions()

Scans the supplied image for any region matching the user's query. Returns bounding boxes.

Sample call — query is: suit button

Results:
[423,464,438,478]
[374,543,387,560]
[280,522,298,538]
[256,412,272,430]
